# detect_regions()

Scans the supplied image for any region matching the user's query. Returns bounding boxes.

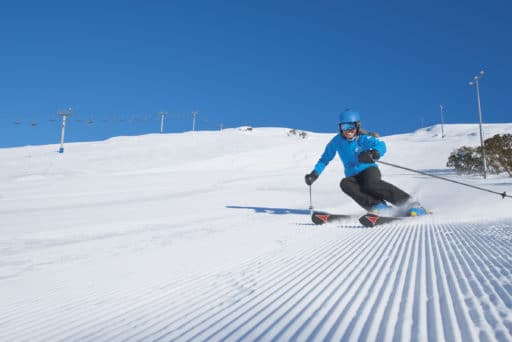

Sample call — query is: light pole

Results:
[159,112,167,133]
[469,70,487,179]
[192,111,198,131]
[439,105,446,138]
[57,108,72,153]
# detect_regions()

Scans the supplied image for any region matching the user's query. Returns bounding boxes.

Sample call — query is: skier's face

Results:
[341,127,357,139]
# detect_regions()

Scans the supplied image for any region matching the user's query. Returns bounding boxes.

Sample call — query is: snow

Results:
[1,123,512,341]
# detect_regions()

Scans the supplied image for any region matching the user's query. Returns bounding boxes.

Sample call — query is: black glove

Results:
[305,171,319,185]
[358,150,380,163]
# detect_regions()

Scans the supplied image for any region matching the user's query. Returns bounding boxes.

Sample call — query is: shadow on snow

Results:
[226,205,309,216]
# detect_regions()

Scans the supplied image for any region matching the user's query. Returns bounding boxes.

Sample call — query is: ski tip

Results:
[359,213,379,227]
[311,211,330,225]
[311,211,355,225]
[359,213,403,227]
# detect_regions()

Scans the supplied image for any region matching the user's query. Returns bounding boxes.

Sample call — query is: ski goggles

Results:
[339,122,357,131]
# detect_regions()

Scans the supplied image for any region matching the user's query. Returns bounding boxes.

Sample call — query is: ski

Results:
[358,213,404,227]
[313,210,431,227]
[311,211,355,225]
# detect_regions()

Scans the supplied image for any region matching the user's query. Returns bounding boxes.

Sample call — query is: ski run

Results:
[1,124,511,341]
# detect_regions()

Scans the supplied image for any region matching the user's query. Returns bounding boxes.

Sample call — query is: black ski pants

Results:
[340,166,410,210]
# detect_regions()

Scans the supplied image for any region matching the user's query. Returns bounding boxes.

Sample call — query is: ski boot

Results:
[368,202,392,215]
[405,202,429,217]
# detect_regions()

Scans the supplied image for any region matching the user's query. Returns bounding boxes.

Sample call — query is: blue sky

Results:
[1,0,511,148]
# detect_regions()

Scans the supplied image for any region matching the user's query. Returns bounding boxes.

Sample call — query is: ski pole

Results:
[308,185,314,213]
[376,160,511,199]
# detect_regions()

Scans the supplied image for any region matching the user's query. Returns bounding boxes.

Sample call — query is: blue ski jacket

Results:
[313,133,387,178]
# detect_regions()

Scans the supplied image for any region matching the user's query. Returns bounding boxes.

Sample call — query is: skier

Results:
[305,109,427,216]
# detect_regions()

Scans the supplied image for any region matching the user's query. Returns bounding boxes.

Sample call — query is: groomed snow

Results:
[1,124,511,341]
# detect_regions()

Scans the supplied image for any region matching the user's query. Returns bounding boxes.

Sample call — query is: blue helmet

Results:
[339,109,360,124]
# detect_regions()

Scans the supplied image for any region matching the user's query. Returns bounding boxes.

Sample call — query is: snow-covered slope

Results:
[1,124,511,341]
